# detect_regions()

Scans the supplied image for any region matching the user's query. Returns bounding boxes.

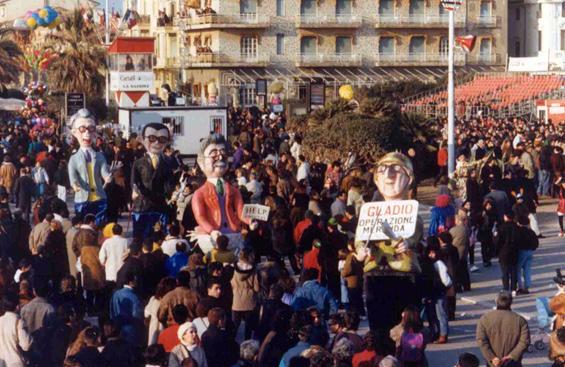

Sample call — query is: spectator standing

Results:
[498,213,520,293]
[231,247,260,340]
[476,291,530,367]
[98,224,128,286]
[169,321,208,367]
[515,217,539,295]
[0,293,32,367]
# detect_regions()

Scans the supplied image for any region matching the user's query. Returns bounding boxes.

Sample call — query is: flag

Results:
[456,35,476,53]
[119,9,140,30]
[440,0,463,11]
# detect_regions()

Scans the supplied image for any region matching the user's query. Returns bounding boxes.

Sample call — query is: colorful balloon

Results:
[13,19,28,29]
[339,85,354,101]
[38,9,48,18]
[26,17,37,29]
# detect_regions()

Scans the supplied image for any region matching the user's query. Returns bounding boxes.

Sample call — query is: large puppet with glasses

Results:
[191,133,248,252]
[68,109,121,226]
[131,122,175,238]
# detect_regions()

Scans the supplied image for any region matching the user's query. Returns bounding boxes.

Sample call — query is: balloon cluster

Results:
[20,83,55,137]
[13,6,62,30]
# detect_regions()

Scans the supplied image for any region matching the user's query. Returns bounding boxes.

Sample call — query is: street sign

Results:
[65,93,85,118]
[255,79,267,97]
[310,82,325,109]
[441,0,463,11]
[355,200,419,242]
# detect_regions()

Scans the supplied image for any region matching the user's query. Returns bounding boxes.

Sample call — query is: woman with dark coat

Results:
[44,220,70,288]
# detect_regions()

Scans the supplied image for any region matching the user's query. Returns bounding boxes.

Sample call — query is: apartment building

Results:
[0,0,99,23]
[509,0,565,70]
[125,0,507,106]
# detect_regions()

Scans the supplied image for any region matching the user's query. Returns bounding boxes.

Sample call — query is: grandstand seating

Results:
[407,74,565,112]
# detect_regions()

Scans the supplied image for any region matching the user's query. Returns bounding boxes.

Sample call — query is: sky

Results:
[98,0,123,13]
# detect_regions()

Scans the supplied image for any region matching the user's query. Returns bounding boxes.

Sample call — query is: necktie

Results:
[151,155,158,169]
[216,178,224,196]
[84,150,92,163]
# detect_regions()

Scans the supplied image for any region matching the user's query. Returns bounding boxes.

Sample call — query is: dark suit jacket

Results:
[14,175,35,212]
[131,154,173,212]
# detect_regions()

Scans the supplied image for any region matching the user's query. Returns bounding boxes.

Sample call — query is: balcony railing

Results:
[467,53,501,65]
[375,52,465,66]
[296,53,362,67]
[375,13,466,27]
[181,52,270,67]
[139,15,151,26]
[175,13,270,30]
[295,14,363,28]
[155,57,179,68]
[476,15,498,27]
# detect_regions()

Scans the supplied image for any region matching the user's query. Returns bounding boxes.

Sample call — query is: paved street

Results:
[419,198,561,366]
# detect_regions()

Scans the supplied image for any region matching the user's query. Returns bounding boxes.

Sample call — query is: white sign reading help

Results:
[242,204,270,222]
[355,200,419,241]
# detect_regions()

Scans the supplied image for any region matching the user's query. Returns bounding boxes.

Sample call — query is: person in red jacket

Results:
[435,141,449,186]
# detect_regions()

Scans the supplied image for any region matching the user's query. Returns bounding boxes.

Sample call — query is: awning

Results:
[222,65,505,86]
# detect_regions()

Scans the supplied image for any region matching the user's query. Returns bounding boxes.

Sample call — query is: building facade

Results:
[509,0,565,65]
[125,0,507,106]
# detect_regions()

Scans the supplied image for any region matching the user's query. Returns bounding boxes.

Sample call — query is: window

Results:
[210,116,224,135]
[479,38,491,60]
[301,0,316,16]
[409,0,425,17]
[379,37,394,54]
[515,40,521,56]
[163,117,184,135]
[240,0,257,15]
[480,2,491,17]
[439,4,446,18]
[276,0,285,16]
[379,0,394,15]
[240,84,256,106]
[538,4,541,18]
[300,36,317,55]
[336,0,352,18]
[276,34,285,55]
[515,8,520,21]
[538,31,542,51]
[439,37,449,57]
[561,30,565,50]
[0,6,5,18]
[562,3,565,17]
[336,36,352,54]
[240,36,258,58]
[409,36,425,57]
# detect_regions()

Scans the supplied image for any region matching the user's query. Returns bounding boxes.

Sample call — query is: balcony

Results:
[175,13,270,30]
[476,15,499,27]
[374,13,466,28]
[296,53,362,67]
[138,15,150,27]
[295,15,363,28]
[155,57,179,69]
[467,53,502,65]
[181,52,270,68]
[374,52,465,66]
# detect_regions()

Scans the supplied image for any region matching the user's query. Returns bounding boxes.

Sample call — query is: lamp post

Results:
[105,0,110,107]
[441,0,462,177]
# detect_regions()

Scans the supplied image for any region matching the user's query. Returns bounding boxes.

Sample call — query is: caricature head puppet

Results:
[197,133,229,179]
[374,152,415,201]
[70,109,97,149]
[141,123,171,155]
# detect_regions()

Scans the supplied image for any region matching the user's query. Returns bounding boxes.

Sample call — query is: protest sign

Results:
[242,204,270,222]
[355,200,419,241]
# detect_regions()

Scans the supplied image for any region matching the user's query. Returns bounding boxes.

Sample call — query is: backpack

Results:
[400,331,424,362]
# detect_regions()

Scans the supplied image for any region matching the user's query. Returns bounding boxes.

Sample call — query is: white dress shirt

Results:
[99,235,129,282]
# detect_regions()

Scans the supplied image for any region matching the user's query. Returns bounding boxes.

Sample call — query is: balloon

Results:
[339,84,354,101]
[13,19,28,29]
[38,9,48,19]
[26,17,37,29]
[51,16,62,27]
[36,13,47,26]
[24,11,34,18]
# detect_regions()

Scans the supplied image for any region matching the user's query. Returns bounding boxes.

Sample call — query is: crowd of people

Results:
[0,106,563,367]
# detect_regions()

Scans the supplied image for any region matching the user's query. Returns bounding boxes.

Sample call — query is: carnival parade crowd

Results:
[0,107,563,367]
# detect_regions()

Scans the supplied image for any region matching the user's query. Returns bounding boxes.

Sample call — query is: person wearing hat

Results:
[169,321,208,367]
[355,152,423,338]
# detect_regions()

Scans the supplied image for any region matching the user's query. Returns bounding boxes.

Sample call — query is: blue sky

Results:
[98,0,123,13]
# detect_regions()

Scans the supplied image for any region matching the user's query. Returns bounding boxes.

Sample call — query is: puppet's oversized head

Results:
[141,123,170,155]
[70,109,97,149]
[374,152,414,201]
[197,133,228,179]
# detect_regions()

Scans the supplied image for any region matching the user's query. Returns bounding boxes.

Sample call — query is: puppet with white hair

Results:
[67,109,121,226]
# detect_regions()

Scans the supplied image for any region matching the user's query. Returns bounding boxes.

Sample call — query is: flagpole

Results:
[447,9,455,177]
[105,0,110,108]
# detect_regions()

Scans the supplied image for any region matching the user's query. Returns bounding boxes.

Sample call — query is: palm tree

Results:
[0,28,24,91]
[45,9,107,96]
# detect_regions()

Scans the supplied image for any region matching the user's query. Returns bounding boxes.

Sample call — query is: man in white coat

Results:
[0,293,32,367]
[99,223,129,285]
